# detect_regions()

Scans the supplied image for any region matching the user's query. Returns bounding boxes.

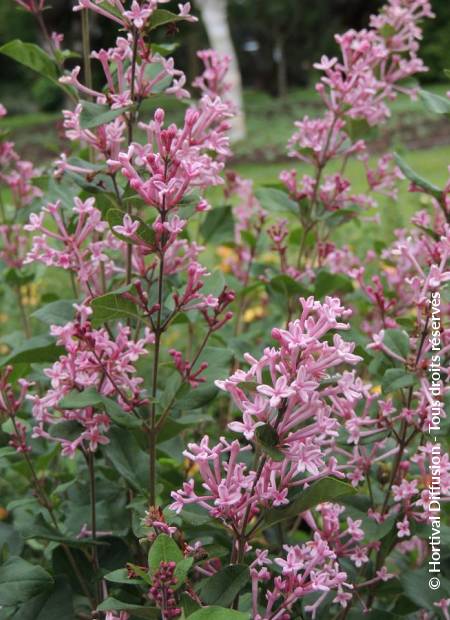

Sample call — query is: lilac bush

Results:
[0,0,449,619]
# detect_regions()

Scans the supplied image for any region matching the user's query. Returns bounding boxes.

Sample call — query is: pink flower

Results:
[257,376,295,408]
[396,516,411,538]
[113,214,140,237]
[123,1,153,29]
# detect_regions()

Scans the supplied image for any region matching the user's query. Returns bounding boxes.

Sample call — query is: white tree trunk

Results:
[195,0,246,141]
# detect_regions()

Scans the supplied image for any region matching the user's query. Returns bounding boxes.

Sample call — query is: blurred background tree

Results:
[1,0,449,115]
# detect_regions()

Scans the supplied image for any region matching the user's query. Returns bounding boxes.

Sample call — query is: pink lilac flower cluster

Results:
[28,305,153,455]
[58,38,190,175]
[316,0,433,125]
[280,0,433,227]
[110,103,231,210]
[73,0,196,31]
[170,297,373,613]
[0,104,41,269]
[0,367,33,454]
[250,540,352,620]
[24,196,120,295]
[321,198,450,553]
[355,210,450,334]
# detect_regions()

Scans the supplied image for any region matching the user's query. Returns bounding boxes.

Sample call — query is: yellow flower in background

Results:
[0,313,7,324]
[20,283,39,307]
[216,245,238,273]
[243,305,265,323]
[371,385,382,395]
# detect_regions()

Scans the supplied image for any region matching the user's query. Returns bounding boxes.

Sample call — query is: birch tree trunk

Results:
[194,0,246,141]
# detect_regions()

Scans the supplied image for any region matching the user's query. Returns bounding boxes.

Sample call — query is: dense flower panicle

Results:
[28,309,153,455]
[108,105,230,211]
[193,49,232,100]
[0,106,41,208]
[5,0,449,616]
[280,0,433,227]
[286,114,365,167]
[303,503,375,567]
[316,0,433,124]
[0,368,33,454]
[73,0,196,30]
[24,196,124,294]
[360,153,404,198]
[171,297,365,527]
[0,224,28,269]
[0,104,41,269]
[250,536,353,619]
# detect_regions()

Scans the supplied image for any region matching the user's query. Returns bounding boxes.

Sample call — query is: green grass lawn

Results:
[234,84,450,161]
[232,143,450,253]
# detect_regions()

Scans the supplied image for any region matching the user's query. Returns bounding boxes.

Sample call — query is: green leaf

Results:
[176,385,219,410]
[59,388,141,429]
[394,153,442,200]
[20,514,101,547]
[90,289,144,327]
[347,611,402,620]
[174,557,193,589]
[401,568,450,610]
[148,534,183,573]
[188,608,249,620]
[97,598,160,618]
[419,89,450,115]
[382,329,410,359]
[198,565,250,608]
[265,477,356,527]
[149,8,191,30]
[31,300,76,326]
[104,568,142,585]
[4,267,35,288]
[79,100,130,130]
[382,368,415,393]
[201,270,225,298]
[240,231,257,249]
[0,40,57,85]
[314,270,353,297]
[254,424,284,462]
[267,274,310,301]
[200,206,234,243]
[0,336,64,368]
[180,592,201,616]
[0,524,23,557]
[151,42,179,57]
[13,576,74,620]
[346,118,374,140]
[254,187,298,215]
[0,557,53,606]
[106,208,155,246]
[104,427,149,490]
